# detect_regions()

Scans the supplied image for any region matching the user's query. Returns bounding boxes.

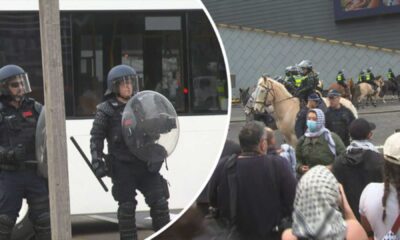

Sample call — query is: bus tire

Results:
[11,212,34,240]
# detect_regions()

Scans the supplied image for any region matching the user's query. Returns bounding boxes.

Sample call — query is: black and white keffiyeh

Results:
[292,166,347,240]
[346,139,379,153]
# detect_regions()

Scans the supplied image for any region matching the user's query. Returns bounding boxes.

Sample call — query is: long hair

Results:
[381,160,400,221]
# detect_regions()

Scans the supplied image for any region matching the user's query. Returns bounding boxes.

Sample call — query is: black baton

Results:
[70,136,109,192]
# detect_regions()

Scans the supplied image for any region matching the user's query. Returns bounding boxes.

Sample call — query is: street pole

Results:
[38,0,72,239]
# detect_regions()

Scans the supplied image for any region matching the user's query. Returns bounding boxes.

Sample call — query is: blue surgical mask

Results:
[307,120,318,132]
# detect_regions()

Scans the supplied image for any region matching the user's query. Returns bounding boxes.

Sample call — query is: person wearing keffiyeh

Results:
[282,166,368,240]
[295,108,345,176]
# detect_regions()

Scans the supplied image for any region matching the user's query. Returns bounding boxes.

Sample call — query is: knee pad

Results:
[117,202,137,240]
[32,213,51,240]
[150,198,170,231]
[0,214,15,240]
[28,196,51,240]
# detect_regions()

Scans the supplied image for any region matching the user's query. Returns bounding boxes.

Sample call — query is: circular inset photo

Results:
[0,0,230,239]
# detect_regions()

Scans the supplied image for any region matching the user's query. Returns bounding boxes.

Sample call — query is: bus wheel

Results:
[11,201,34,240]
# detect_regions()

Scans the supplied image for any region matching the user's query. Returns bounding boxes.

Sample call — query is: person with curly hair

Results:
[359,132,400,239]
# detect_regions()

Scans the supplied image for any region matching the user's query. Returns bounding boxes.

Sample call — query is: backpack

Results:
[382,214,400,240]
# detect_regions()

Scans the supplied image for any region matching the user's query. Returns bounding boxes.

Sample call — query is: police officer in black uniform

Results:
[336,70,347,89]
[0,65,50,240]
[365,67,378,93]
[325,90,356,146]
[387,68,398,89]
[90,65,170,240]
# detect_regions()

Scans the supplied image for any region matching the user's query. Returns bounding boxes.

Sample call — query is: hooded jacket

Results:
[332,147,384,220]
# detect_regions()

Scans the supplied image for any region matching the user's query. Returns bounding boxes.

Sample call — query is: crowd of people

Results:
[208,114,400,239]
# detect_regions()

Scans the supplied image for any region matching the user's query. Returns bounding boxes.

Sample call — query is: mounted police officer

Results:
[387,68,398,88]
[0,65,50,240]
[296,60,319,104]
[336,70,347,89]
[90,65,170,240]
[365,67,378,93]
[283,66,298,95]
[358,70,366,84]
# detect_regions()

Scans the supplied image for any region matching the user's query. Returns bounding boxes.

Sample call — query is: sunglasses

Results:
[8,81,24,88]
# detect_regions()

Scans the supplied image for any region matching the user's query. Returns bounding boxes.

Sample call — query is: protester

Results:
[332,118,384,221]
[209,121,296,240]
[296,108,345,176]
[265,127,296,176]
[295,93,327,138]
[359,133,400,240]
[282,166,368,240]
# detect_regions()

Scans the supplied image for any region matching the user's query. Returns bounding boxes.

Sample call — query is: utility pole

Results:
[38,0,72,239]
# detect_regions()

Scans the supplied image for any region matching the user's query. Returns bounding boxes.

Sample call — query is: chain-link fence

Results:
[218,25,400,98]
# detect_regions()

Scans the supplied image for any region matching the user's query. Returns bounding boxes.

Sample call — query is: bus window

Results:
[188,12,228,113]
[0,10,228,117]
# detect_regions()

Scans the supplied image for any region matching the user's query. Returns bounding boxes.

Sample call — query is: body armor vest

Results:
[0,98,40,162]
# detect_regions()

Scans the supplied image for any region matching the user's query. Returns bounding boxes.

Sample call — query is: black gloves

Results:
[92,159,108,178]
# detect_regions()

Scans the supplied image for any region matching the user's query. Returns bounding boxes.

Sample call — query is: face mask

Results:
[307,120,318,132]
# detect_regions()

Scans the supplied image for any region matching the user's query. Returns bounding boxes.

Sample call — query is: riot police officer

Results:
[296,60,319,104]
[0,65,50,240]
[90,65,170,240]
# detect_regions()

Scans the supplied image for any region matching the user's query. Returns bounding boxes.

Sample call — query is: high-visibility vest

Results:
[337,75,343,81]
[366,73,371,81]
[388,72,394,80]
[294,76,306,87]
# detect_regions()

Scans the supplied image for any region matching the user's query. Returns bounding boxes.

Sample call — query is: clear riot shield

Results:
[35,108,47,178]
[122,91,179,172]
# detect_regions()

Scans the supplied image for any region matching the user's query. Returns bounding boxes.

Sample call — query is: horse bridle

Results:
[255,76,296,106]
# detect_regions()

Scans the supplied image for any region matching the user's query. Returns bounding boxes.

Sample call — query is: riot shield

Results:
[122,91,179,172]
[35,108,47,178]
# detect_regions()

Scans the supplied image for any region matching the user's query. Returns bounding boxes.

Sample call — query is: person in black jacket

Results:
[209,121,296,240]
[325,89,356,146]
[332,118,384,221]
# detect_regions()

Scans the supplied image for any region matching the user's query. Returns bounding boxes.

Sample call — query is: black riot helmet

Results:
[389,68,393,73]
[338,70,343,74]
[105,65,139,97]
[0,64,32,97]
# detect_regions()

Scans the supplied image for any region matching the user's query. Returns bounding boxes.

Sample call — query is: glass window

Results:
[0,10,228,117]
[188,12,228,113]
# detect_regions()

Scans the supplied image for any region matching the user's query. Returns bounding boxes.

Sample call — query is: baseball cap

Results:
[383,133,400,165]
[308,93,320,101]
[327,89,341,98]
[349,118,376,140]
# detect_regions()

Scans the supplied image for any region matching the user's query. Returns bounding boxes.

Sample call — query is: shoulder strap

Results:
[224,154,238,224]
[391,213,400,233]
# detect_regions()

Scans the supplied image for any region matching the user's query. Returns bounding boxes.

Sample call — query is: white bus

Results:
[0,0,230,239]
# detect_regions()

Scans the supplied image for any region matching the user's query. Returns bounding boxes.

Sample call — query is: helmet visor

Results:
[114,75,139,95]
[6,73,31,94]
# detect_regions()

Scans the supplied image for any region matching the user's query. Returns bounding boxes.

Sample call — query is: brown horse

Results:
[352,77,384,108]
[253,76,358,147]
[328,79,353,100]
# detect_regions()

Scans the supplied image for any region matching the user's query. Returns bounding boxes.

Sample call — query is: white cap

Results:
[383,133,400,165]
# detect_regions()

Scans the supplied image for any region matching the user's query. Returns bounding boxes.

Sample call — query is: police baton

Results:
[70,136,109,192]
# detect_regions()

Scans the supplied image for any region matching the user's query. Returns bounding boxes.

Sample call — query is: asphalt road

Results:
[70,100,400,240]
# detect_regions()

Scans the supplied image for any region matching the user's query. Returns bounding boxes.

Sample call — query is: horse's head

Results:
[253,76,274,113]
[239,87,250,106]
